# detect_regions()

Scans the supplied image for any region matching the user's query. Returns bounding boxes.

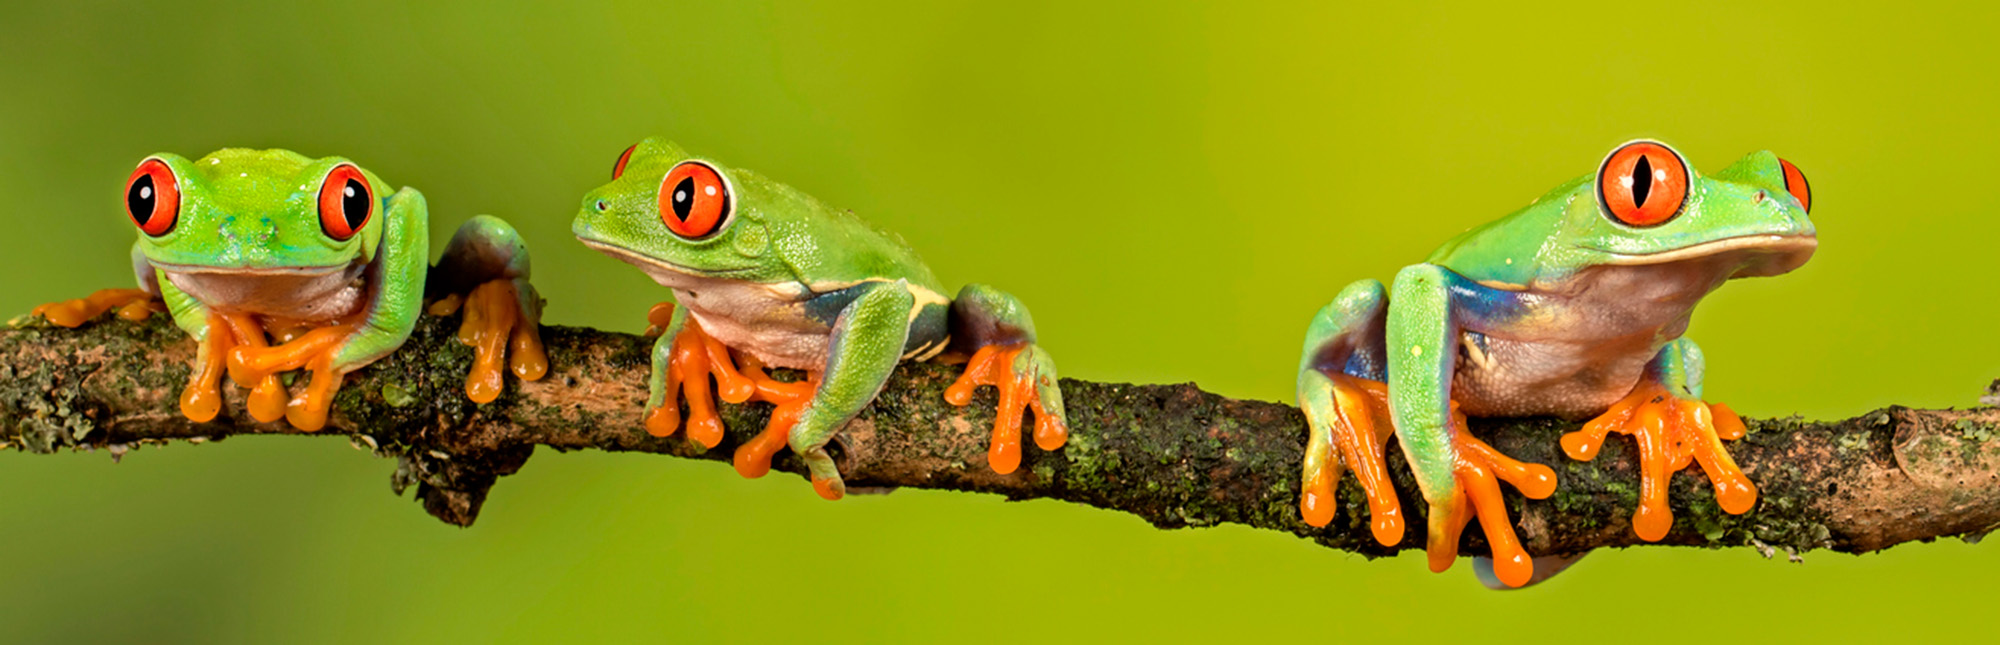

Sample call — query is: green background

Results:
[1,1,1993,642]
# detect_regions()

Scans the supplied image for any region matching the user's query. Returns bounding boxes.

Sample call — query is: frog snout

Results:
[218,215,279,245]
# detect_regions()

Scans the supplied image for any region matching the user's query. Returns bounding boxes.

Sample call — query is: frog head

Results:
[126,148,388,276]
[572,137,802,286]
[1431,140,1817,291]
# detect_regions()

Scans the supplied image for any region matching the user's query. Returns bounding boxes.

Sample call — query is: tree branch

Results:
[2,314,1995,561]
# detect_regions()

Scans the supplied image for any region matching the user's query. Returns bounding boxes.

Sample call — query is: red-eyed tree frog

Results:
[1295,140,1816,587]
[32,149,549,431]
[573,138,1067,499]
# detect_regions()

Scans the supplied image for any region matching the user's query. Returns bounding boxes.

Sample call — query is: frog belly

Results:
[1450,334,1660,419]
[674,283,831,371]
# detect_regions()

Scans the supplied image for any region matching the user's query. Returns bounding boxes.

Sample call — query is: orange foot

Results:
[227,316,360,432]
[646,314,755,448]
[32,288,159,327]
[944,343,1067,474]
[1561,380,1755,541]
[1428,408,1560,589]
[1299,374,1405,546]
[730,355,821,480]
[432,280,549,403]
[178,311,238,423]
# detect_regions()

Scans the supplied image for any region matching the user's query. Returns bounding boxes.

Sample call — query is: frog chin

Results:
[1598,234,1818,279]
[154,259,371,321]
[576,237,761,288]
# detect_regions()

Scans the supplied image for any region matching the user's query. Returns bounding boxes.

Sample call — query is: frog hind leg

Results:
[425,214,549,404]
[28,242,164,327]
[1561,338,1756,541]
[941,283,1067,475]
[230,188,430,432]
[785,280,916,500]
[1386,264,1558,589]
[1296,279,1406,545]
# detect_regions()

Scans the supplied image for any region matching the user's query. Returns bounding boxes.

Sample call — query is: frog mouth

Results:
[1599,234,1818,277]
[576,238,762,277]
[147,261,356,277]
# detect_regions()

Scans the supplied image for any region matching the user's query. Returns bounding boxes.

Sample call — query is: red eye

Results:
[126,158,180,236]
[317,164,373,241]
[658,161,730,239]
[612,144,637,179]
[1597,141,1690,227]
[1778,158,1811,213]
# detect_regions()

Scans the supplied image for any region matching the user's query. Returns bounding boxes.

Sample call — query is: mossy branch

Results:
[2,314,1996,562]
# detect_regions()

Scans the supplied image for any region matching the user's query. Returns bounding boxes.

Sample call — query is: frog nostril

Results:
[594,199,608,212]
[1752,190,1767,204]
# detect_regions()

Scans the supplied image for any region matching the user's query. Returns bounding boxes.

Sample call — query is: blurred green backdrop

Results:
[2,1,1994,642]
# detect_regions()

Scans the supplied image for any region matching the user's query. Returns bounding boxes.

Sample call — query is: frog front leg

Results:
[229,187,430,432]
[788,279,918,500]
[639,301,762,449]
[425,214,550,403]
[942,283,1068,474]
[1385,264,1557,589]
[156,274,230,422]
[1560,338,1756,540]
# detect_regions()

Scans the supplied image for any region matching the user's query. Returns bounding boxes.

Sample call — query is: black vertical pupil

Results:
[128,174,156,223]
[1631,155,1653,208]
[671,176,695,218]
[341,178,370,229]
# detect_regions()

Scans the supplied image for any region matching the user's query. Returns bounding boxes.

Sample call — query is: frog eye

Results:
[658,161,731,239]
[1778,158,1812,213]
[1596,140,1690,227]
[125,158,180,237]
[317,164,373,241]
[612,144,637,179]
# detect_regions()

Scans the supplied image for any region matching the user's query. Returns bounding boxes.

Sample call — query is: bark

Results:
[2,313,1996,561]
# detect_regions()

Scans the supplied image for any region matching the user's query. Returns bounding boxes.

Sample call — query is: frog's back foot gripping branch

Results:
[426,215,548,404]
[942,284,1067,474]
[29,288,160,328]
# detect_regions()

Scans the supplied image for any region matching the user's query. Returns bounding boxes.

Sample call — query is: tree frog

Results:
[1295,140,1816,587]
[33,149,549,431]
[573,138,1067,499]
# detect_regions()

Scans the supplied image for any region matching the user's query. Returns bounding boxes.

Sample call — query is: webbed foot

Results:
[729,355,820,479]
[944,343,1068,474]
[227,317,360,432]
[31,288,160,327]
[1427,404,1559,589]
[1297,373,1404,545]
[1561,379,1755,541]
[431,279,549,403]
[645,314,755,448]
[178,312,236,423]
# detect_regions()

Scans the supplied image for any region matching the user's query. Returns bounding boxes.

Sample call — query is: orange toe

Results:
[647,319,755,449]
[178,312,234,423]
[1565,379,1758,541]
[945,343,1064,475]
[812,476,845,501]
[32,288,154,328]
[1427,408,1552,589]
[456,280,545,404]
[1302,374,1405,546]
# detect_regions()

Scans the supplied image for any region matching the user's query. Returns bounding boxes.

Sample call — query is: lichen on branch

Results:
[1,314,1995,559]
